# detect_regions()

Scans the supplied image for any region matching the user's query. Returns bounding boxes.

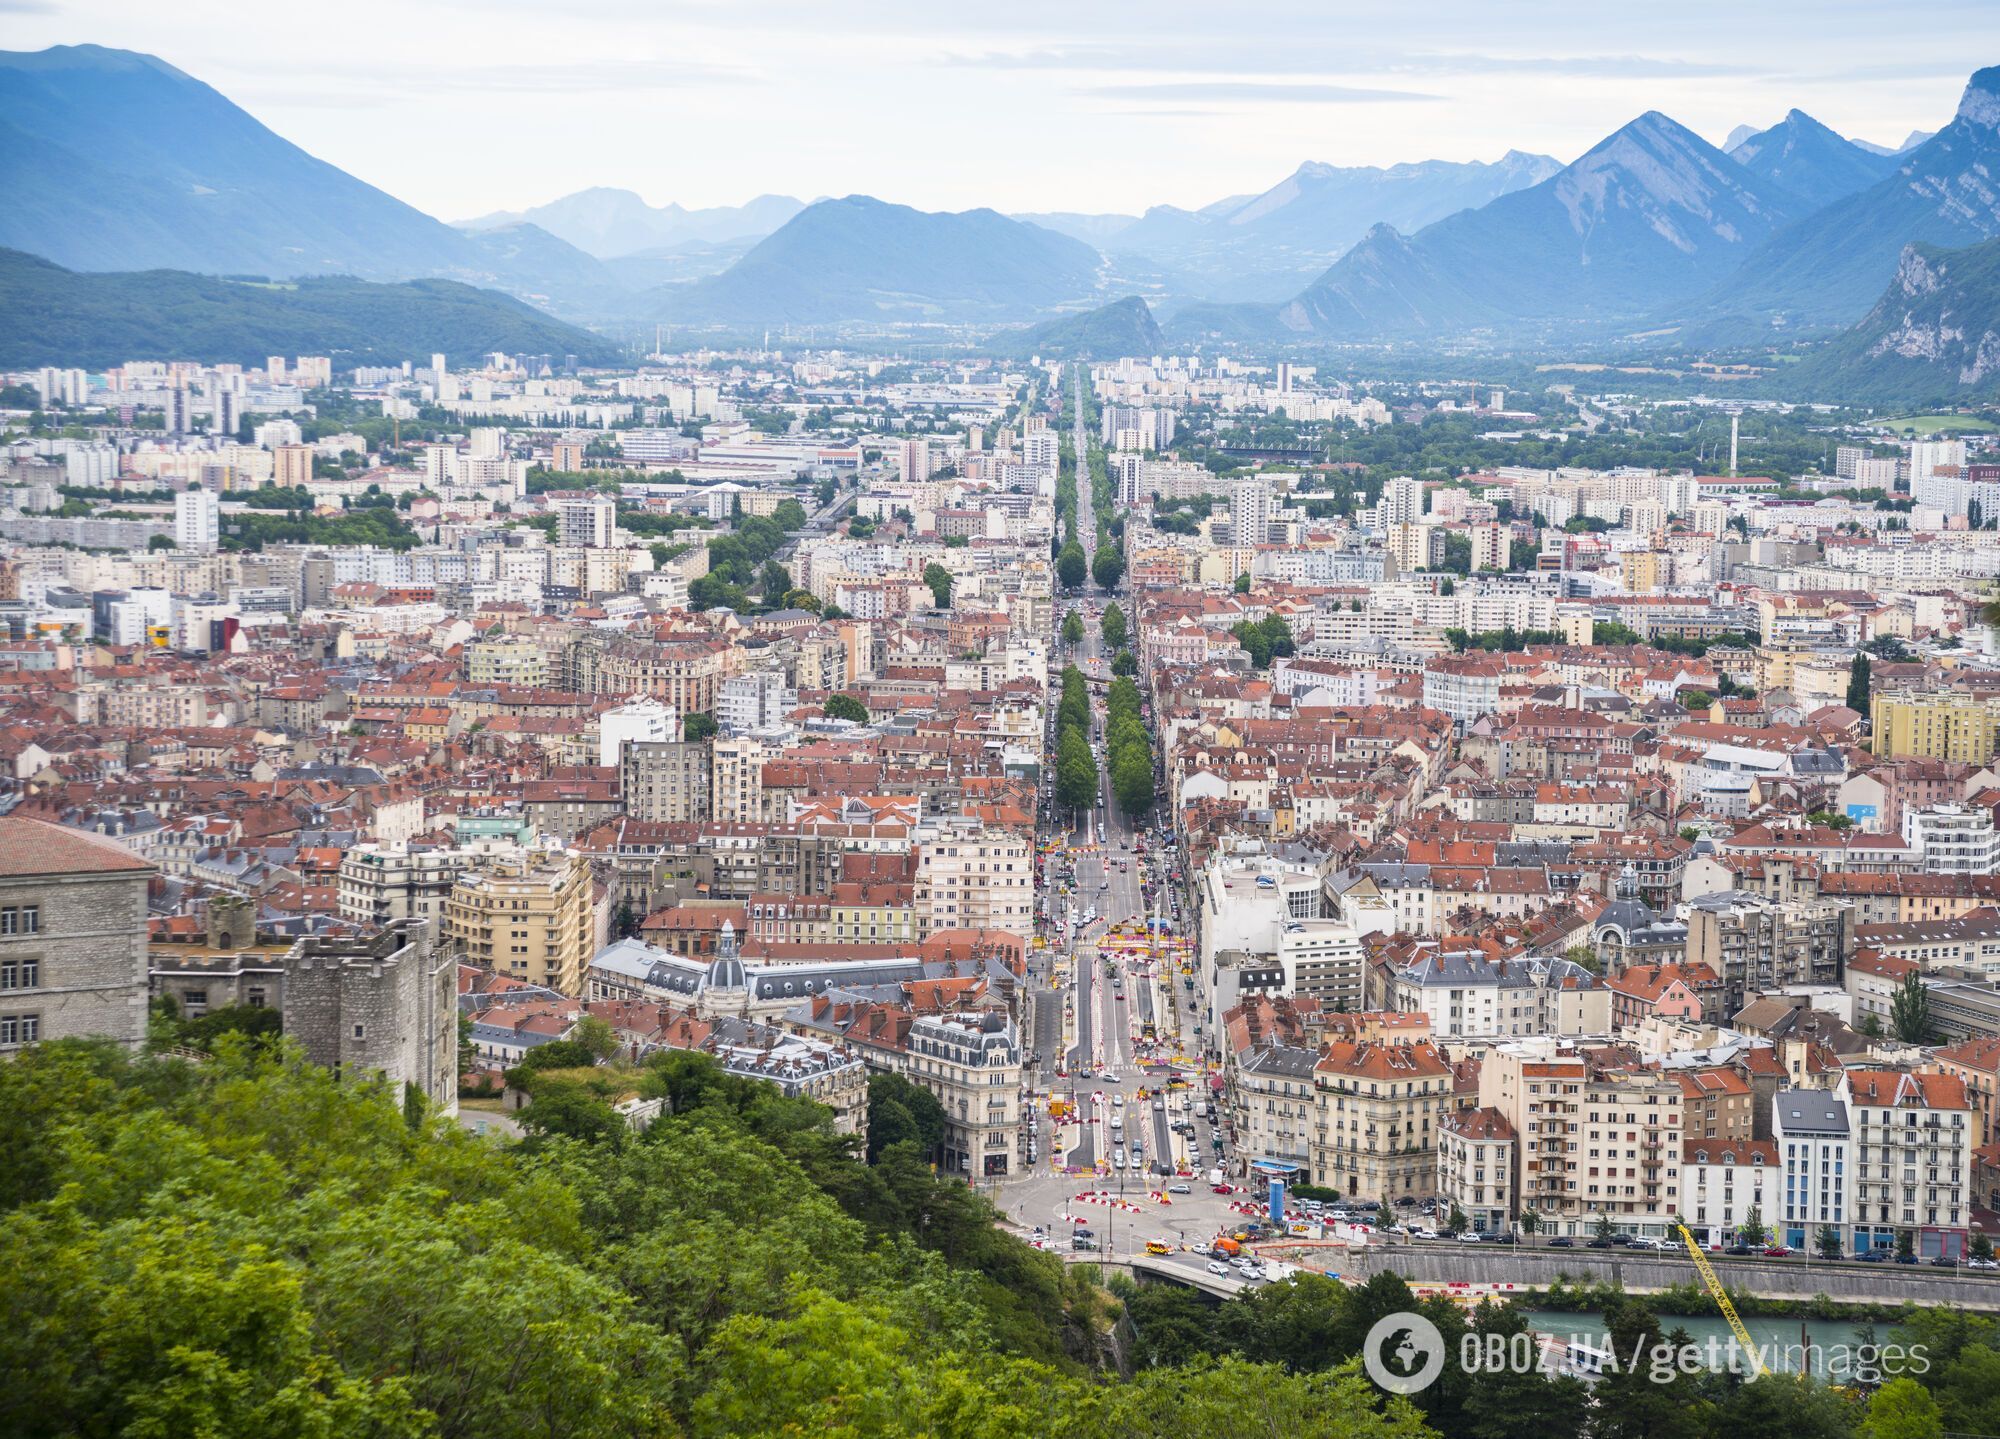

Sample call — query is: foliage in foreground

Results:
[0,1039,1440,1439]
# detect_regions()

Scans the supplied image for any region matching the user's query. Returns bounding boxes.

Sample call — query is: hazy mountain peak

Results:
[1724,124,1759,153]
[1957,65,2000,130]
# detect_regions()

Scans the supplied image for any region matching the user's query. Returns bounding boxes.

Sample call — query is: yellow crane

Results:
[1676,1222,1765,1379]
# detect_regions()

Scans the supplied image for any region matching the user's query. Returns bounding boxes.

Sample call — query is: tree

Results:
[1057,542,1087,589]
[683,711,717,742]
[1446,1204,1467,1235]
[1816,1223,1843,1259]
[1971,1232,1995,1262]
[1594,1213,1616,1243]
[865,1074,946,1162]
[823,693,870,724]
[1864,1378,1944,1439]
[1891,971,1935,1043]
[758,558,791,599]
[1092,545,1124,590]
[1234,571,1251,593]
[572,1014,622,1061]
[1896,1227,1915,1260]
[921,562,952,610]
[146,533,176,551]
[1062,610,1084,647]
[1111,650,1138,678]
[1681,690,1713,711]
[1739,1205,1766,1247]
[1847,651,1873,714]
[1100,603,1127,650]
[1056,727,1097,811]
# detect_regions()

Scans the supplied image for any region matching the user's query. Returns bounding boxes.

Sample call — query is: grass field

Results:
[1881,414,1998,434]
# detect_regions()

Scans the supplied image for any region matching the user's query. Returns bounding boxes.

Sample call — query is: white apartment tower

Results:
[173,487,220,552]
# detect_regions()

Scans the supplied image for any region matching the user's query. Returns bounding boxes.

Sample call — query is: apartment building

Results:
[1392,952,1606,1039]
[912,827,1031,937]
[1681,1137,1780,1247]
[1233,1044,1318,1178]
[0,817,154,1054]
[338,843,473,927]
[789,993,1022,1177]
[1310,1039,1454,1203]
[1438,1107,1516,1235]
[1844,1069,1973,1259]
[443,851,597,995]
[1870,690,2000,763]
[1931,1036,2000,1148]
[619,739,711,824]
[1685,890,1854,1014]
[1773,1088,1850,1254]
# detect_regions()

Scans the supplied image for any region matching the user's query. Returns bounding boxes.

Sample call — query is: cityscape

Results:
[4,10,2000,1439]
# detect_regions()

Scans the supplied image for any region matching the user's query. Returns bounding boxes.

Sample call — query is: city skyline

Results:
[7,2,1996,219]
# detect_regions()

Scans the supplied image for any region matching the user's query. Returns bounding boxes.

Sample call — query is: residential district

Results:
[6,347,2000,1290]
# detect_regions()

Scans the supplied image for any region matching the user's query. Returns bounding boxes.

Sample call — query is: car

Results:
[1544,1235,1575,1247]
[1488,1233,1519,1245]
[1630,1238,1673,1253]
[1411,1227,1439,1241]
[1856,1249,1890,1262]
[1588,1238,1615,1249]
[1930,1255,1959,1268]
[1212,1183,1233,1195]
[1895,1253,1920,1265]
[1967,1257,2000,1271]
[1206,1261,1231,1276]
[1762,1245,1791,1258]
[1075,1228,1094,1238]
[1167,1183,1191,1195]
[1075,1237,1099,1252]
[1724,1244,1756,1256]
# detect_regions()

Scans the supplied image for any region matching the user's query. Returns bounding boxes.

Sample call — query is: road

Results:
[999,362,1245,1257]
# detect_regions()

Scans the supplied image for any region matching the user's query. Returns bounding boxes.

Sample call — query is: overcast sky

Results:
[12,1,1997,219]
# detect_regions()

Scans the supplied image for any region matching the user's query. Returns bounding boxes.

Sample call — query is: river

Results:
[1524,1310,1896,1380]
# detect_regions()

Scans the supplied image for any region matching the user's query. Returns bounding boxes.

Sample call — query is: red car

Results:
[1762,1245,1792,1258]
[1212,1183,1233,1194]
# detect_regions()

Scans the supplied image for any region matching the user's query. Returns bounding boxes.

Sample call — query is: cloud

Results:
[949,43,1757,81]
[0,0,58,11]
[1085,80,1439,104]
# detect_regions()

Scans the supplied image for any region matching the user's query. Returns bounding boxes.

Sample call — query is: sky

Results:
[10,0,2000,221]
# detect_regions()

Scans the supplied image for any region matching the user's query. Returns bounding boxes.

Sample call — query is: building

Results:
[0,817,155,1054]
[1230,476,1273,547]
[898,438,932,483]
[912,827,1031,938]
[1773,1088,1850,1254]
[443,851,597,995]
[717,669,797,734]
[173,487,220,551]
[1871,690,2000,764]
[338,844,472,927]
[599,696,679,769]
[619,739,711,824]
[1932,1036,2000,1149]
[1900,803,2000,875]
[1234,1044,1319,1180]
[789,989,1021,1177]
[1392,952,1605,1039]
[1685,890,1854,1014]
[1844,1068,1973,1259]
[274,443,314,488]
[284,920,458,1116]
[1438,1107,1516,1234]
[1310,1038,1454,1203]
[552,492,616,549]
[1681,1137,1780,1247]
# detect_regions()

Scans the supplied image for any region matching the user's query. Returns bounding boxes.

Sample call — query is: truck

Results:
[1208,1167,1224,1186]
[1212,1237,1243,1257]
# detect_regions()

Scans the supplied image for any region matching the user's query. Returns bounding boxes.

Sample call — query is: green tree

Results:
[1739,1204,1766,1247]
[1890,971,1935,1043]
[1056,727,1098,811]
[865,1074,946,1162]
[1111,650,1138,678]
[1461,1300,1588,1439]
[1864,1378,1944,1439]
[1594,1213,1616,1243]
[1847,651,1873,714]
[1234,571,1252,593]
[921,562,952,610]
[572,1014,622,1061]
[1896,1227,1915,1260]
[823,693,870,724]
[1816,1223,1843,1259]
[1062,610,1084,647]
[1092,545,1124,590]
[1681,690,1713,711]
[146,533,176,551]
[1057,542,1087,589]
[1100,603,1127,650]
[683,711,718,742]
[1446,1204,1467,1235]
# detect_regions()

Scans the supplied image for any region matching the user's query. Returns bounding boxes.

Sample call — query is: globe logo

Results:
[1363,1312,1446,1394]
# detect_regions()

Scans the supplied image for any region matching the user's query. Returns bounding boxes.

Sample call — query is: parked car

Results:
[1966,1257,1999,1271]
[1761,1245,1792,1258]
[1588,1238,1615,1249]
[1931,1255,1959,1268]
[1856,1249,1890,1262]
[1895,1253,1920,1265]
[1724,1244,1756,1256]
[1547,1236,1575,1248]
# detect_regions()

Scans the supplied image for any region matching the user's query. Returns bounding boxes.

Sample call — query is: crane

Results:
[1676,1222,1765,1379]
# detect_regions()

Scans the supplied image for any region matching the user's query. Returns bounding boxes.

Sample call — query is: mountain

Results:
[986,297,1163,358]
[0,248,622,369]
[1100,153,1561,302]
[1012,211,1141,246]
[1703,68,2000,330]
[460,223,633,317]
[1786,237,2000,405]
[1854,129,1936,156]
[457,188,804,258]
[0,44,632,319]
[648,196,1105,325]
[1286,112,1810,337]
[1728,109,1899,209]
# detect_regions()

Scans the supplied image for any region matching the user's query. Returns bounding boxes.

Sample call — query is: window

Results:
[0,959,36,990]
[0,1013,39,1044]
[0,906,38,936]
[352,1024,366,1040]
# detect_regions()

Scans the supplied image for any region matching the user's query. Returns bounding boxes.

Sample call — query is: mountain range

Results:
[2,41,1998,378]
[1786,235,2000,404]
[458,189,806,259]
[0,247,622,369]
[986,297,1164,359]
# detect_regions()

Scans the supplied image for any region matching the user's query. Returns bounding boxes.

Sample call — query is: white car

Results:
[1206,1260,1231,1275]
